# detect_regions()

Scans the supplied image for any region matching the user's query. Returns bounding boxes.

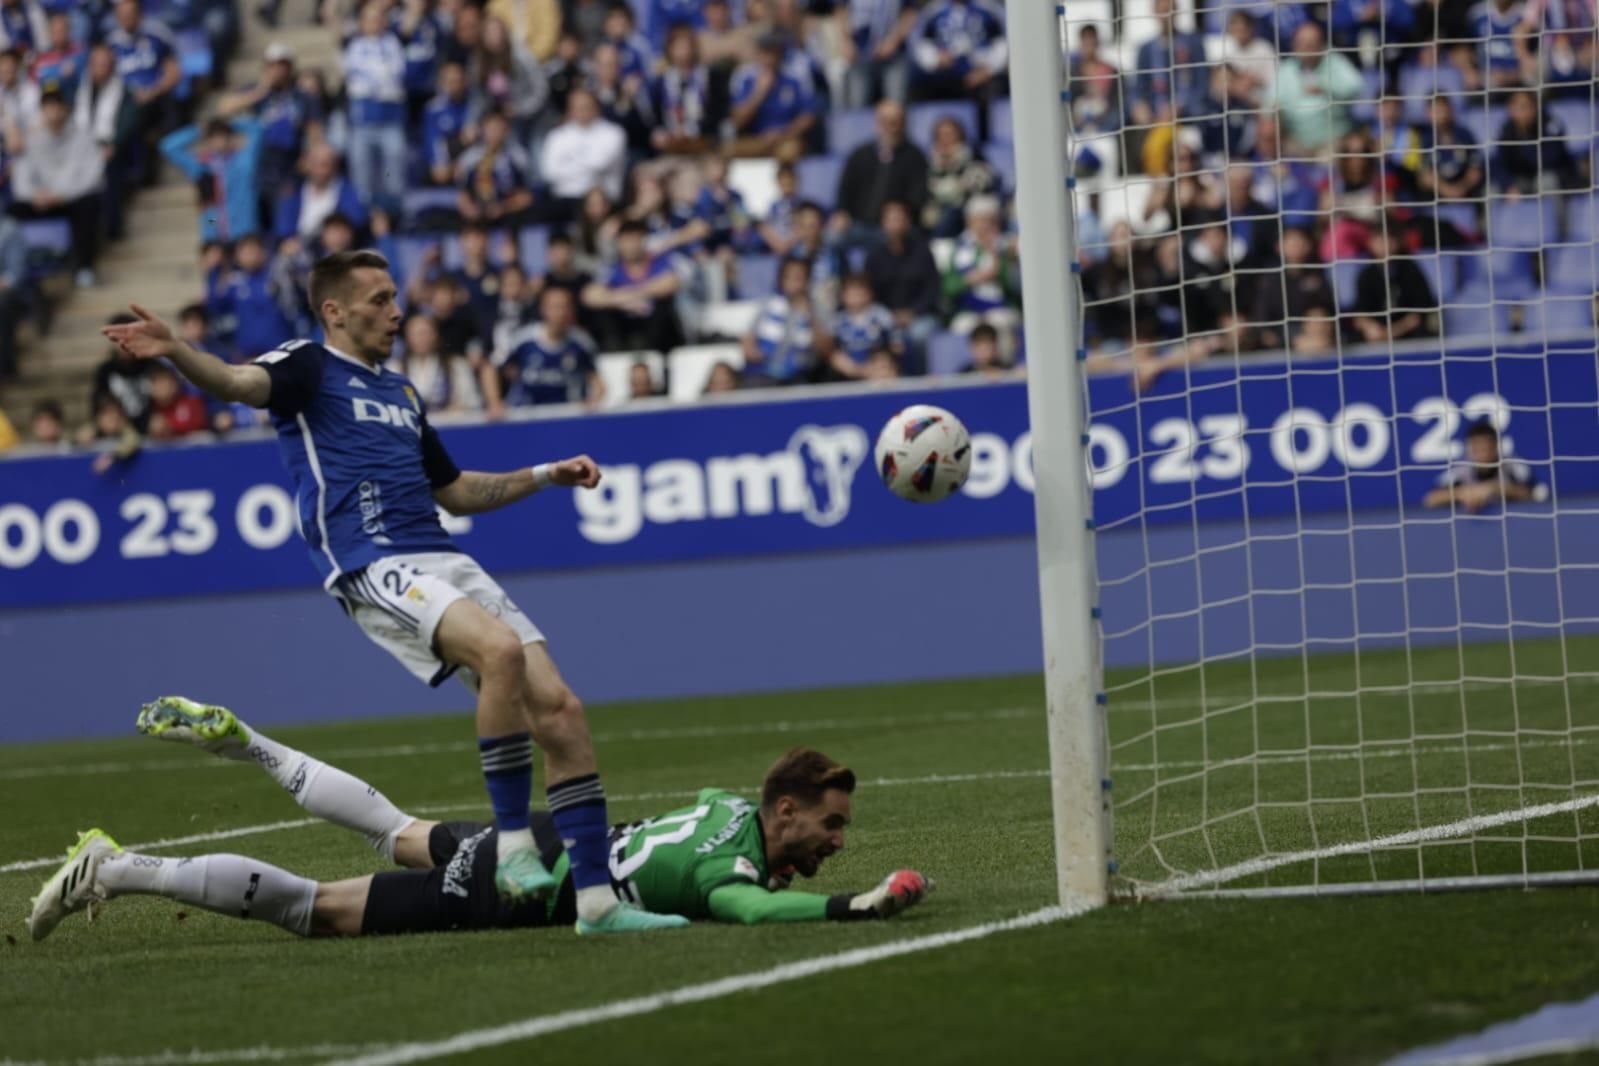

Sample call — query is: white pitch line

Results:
[1155,792,1599,895]
[0,708,1036,783]
[329,905,1081,1066]
[0,770,1053,875]
[0,1046,388,1066]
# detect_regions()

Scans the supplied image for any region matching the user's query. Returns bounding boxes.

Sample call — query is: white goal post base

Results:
[1141,869,1599,901]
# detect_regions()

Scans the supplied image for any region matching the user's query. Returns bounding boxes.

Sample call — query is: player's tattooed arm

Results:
[433,457,602,515]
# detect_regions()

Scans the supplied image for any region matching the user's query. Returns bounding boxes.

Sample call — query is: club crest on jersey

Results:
[351,396,422,436]
[403,386,420,413]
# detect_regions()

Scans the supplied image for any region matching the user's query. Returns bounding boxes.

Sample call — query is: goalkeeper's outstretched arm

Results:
[707,872,933,924]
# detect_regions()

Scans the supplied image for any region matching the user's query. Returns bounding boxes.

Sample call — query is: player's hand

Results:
[849,870,934,919]
[549,455,602,489]
[767,864,796,892]
[101,304,178,361]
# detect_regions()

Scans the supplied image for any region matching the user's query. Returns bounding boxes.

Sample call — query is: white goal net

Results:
[1019,0,1599,899]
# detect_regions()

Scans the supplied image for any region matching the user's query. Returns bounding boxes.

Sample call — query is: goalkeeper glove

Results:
[827,870,934,921]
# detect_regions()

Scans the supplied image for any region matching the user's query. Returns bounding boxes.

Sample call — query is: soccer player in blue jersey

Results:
[101,250,687,936]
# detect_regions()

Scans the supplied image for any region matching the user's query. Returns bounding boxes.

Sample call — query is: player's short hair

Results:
[761,748,856,810]
[308,250,392,325]
[1465,419,1499,443]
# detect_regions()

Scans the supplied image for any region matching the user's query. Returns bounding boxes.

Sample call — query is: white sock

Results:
[227,729,414,861]
[496,826,536,861]
[576,886,617,923]
[98,851,317,937]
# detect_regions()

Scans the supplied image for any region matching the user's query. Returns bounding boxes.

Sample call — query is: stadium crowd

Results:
[0,0,1594,453]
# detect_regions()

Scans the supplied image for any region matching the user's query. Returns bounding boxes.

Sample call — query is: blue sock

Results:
[547,773,610,891]
[477,733,533,833]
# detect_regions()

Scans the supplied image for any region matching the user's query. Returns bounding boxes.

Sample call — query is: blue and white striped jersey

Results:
[255,340,461,585]
[495,322,598,406]
[343,32,408,126]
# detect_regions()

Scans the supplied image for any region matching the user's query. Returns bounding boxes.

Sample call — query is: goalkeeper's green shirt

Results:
[609,788,773,919]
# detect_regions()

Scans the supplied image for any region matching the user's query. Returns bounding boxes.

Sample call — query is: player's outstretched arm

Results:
[434,454,602,516]
[706,870,933,925]
[101,305,272,407]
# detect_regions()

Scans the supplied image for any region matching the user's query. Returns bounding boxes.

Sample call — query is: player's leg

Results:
[136,696,416,863]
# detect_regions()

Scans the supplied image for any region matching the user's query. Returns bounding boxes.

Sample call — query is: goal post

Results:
[1011,0,1599,904]
[1007,0,1112,912]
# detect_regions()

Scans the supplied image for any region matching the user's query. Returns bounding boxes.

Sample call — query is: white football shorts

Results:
[334,552,544,689]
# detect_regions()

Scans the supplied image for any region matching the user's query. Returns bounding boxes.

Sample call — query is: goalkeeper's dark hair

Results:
[1465,419,1500,443]
[308,249,392,326]
[761,748,856,811]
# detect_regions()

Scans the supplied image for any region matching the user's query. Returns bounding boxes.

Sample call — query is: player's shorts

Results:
[334,551,544,689]
[361,813,577,936]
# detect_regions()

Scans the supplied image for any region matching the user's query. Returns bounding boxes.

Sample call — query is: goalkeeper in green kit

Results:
[27,697,934,942]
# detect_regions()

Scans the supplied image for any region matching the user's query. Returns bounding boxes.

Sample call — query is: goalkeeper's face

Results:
[769,789,852,878]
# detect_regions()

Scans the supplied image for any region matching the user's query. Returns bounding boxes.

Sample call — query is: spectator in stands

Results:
[728,32,814,158]
[31,13,83,98]
[271,210,358,331]
[788,199,843,313]
[582,217,684,351]
[588,40,655,158]
[414,271,487,362]
[686,153,749,301]
[944,195,1018,349]
[106,0,181,175]
[274,142,368,246]
[90,316,152,431]
[210,233,295,360]
[1378,96,1425,204]
[651,25,717,155]
[0,46,38,131]
[395,312,484,413]
[489,0,562,63]
[343,0,409,213]
[0,211,26,379]
[455,107,537,225]
[0,0,46,58]
[420,59,481,187]
[1129,0,1209,137]
[1492,89,1582,195]
[10,85,103,288]
[827,272,900,380]
[541,86,627,216]
[1083,219,1138,353]
[1525,0,1595,94]
[450,222,506,347]
[1067,23,1121,137]
[1252,225,1332,352]
[909,0,1007,110]
[1321,129,1384,261]
[29,398,64,446]
[78,392,141,473]
[1349,224,1438,345]
[537,230,596,324]
[161,116,266,243]
[835,0,916,109]
[1220,9,1275,105]
[627,358,660,398]
[543,30,586,119]
[1417,95,1485,246]
[703,359,739,394]
[960,322,1012,379]
[696,0,755,71]
[74,44,132,239]
[758,160,801,254]
[1266,20,1365,156]
[601,2,654,82]
[572,185,615,272]
[744,255,825,386]
[923,115,997,238]
[1476,0,1530,92]
[397,0,449,114]
[1424,420,1544,512]
[217,43,319,208]
[475,14,549,137]
[865,198,939,370]
[1294,306,1337,355]
[145,362,208,441]
[497,285,603,406]
[834,98,928,244]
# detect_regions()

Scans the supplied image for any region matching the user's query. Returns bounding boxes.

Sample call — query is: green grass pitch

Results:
[4,637,1599,1064]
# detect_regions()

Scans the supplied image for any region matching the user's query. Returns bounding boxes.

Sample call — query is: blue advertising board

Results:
[1,342,1595,610]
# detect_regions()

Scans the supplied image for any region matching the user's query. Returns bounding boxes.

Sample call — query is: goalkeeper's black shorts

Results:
[360,812,577,935]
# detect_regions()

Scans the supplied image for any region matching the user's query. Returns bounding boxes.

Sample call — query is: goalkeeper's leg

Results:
[137,696,418,864]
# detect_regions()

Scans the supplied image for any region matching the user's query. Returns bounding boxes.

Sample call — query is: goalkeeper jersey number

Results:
[607,788,770,918]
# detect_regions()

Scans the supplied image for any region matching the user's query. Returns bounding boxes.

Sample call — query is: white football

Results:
[874,404,973,503]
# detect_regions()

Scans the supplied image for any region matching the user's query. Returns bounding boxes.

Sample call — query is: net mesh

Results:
[1055,0,1599,894]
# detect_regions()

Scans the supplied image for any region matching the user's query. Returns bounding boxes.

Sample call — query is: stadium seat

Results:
[827,108,875,155]
[1446,249,1536,301]
[1349,67,1383,125]
[402,187,462,230]
[907,101,979,151]
[985,143,1016,194]
[1459,104,1507,146]
[735,254,780,300]
[1331,259,1366,310]
[393,235,441,290]
[927,331,971,376]
[989,98,1013,144]
[1441,294,1495,338]
[1396,62,1467,125]
[699,300,761,339]
[1495,299,1544,337]
[595,350,664,408]
[518,226,550,276]
[667,343,745,401]
[796,155,844,209]
[1542,294,1596,334]
[1545,244,1599,294]
[19,219,70,256]
[1487,198,1557,250]
[1560,190,1597,241]
[1550,98,1595,143]
[727,158,779,218]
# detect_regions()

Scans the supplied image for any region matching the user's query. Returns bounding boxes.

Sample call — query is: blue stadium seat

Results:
[1349,67,1383,125]
[1496,299,1544,336]
[1542,293,1596,334]
[927,331,970,375]
[1561,190,1597,240]
[735,254,780,300]
[393,235,440,291]
[403,187,462,229]
[518,226,550,276]
[796,155,844,209]
[1550,98,1595,143]
[19,219,70,255]
[984,142,1015,194]
[1445,249,1536,300]
[1487,198,1557,250]
[1459,104,1507,146]
[827,108,875,155]
[1331,259,1366,310]
[907,101,979,151]
[1442,295,1495,338]
[1396,62,1466,125]
[989,98,1013,143]
[1545,244,1599,294]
